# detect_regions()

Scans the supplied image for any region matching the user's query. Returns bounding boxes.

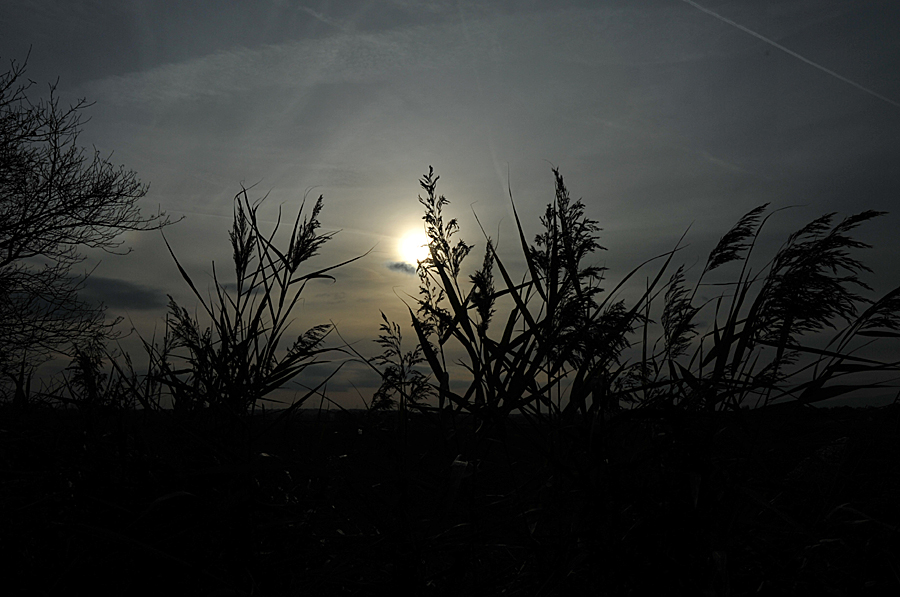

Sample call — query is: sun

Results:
[398,231,430,266]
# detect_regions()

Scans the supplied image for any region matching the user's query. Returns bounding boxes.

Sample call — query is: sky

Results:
[3,0,900,408]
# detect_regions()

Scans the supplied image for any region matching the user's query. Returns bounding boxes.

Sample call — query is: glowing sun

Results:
[398,231,430,266]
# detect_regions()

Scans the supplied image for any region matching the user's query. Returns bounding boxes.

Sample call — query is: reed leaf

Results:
[146,187,360,415]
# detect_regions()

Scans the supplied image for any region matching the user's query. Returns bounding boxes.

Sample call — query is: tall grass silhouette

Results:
[373,166,900,593]
[142,187,363,421]
[5,170,900,596]
[407,166,900,425]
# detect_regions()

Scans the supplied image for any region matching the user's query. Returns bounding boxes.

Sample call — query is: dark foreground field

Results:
[2,403,899,596]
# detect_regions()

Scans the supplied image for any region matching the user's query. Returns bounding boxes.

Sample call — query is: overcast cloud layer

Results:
[3,0,899,407]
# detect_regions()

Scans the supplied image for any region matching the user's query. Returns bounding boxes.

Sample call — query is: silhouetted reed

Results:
[6,169,900,596]
[120,186,367,461]
[406,166,900,427]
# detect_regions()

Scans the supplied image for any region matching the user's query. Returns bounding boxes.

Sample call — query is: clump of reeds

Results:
[404,167,900,426]
[381,166,900,593]
[141,187,363,421]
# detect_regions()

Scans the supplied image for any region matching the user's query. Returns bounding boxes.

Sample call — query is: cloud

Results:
[84,22,468,108]
[385,0,453,14]
[387,261,416,275]
[84,4,772,110]
[80,276,168,312]
[298,4,351,32]
[700,151,748,174]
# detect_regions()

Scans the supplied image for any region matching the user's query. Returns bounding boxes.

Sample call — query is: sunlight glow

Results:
[398,231,430,266]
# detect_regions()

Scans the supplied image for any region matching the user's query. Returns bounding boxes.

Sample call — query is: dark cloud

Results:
[387,261,416,275]
[80,276,168,312]
[218,282,264,296]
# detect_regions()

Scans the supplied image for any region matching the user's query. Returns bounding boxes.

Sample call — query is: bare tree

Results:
[0,54,175,404]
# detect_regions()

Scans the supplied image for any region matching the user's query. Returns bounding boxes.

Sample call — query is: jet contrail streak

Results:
[681,0,900,110]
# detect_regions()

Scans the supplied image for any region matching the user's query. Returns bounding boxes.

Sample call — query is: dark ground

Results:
[2,402,899,596]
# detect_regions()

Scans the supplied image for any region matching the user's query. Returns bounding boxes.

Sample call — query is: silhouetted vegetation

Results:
[141,187,363,420]
[2,81,900,595]
[0,56,174,406]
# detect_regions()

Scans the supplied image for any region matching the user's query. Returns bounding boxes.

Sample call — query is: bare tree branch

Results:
[0,55,177,403]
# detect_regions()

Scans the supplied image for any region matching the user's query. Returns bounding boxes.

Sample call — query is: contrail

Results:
[681,0,900,110]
